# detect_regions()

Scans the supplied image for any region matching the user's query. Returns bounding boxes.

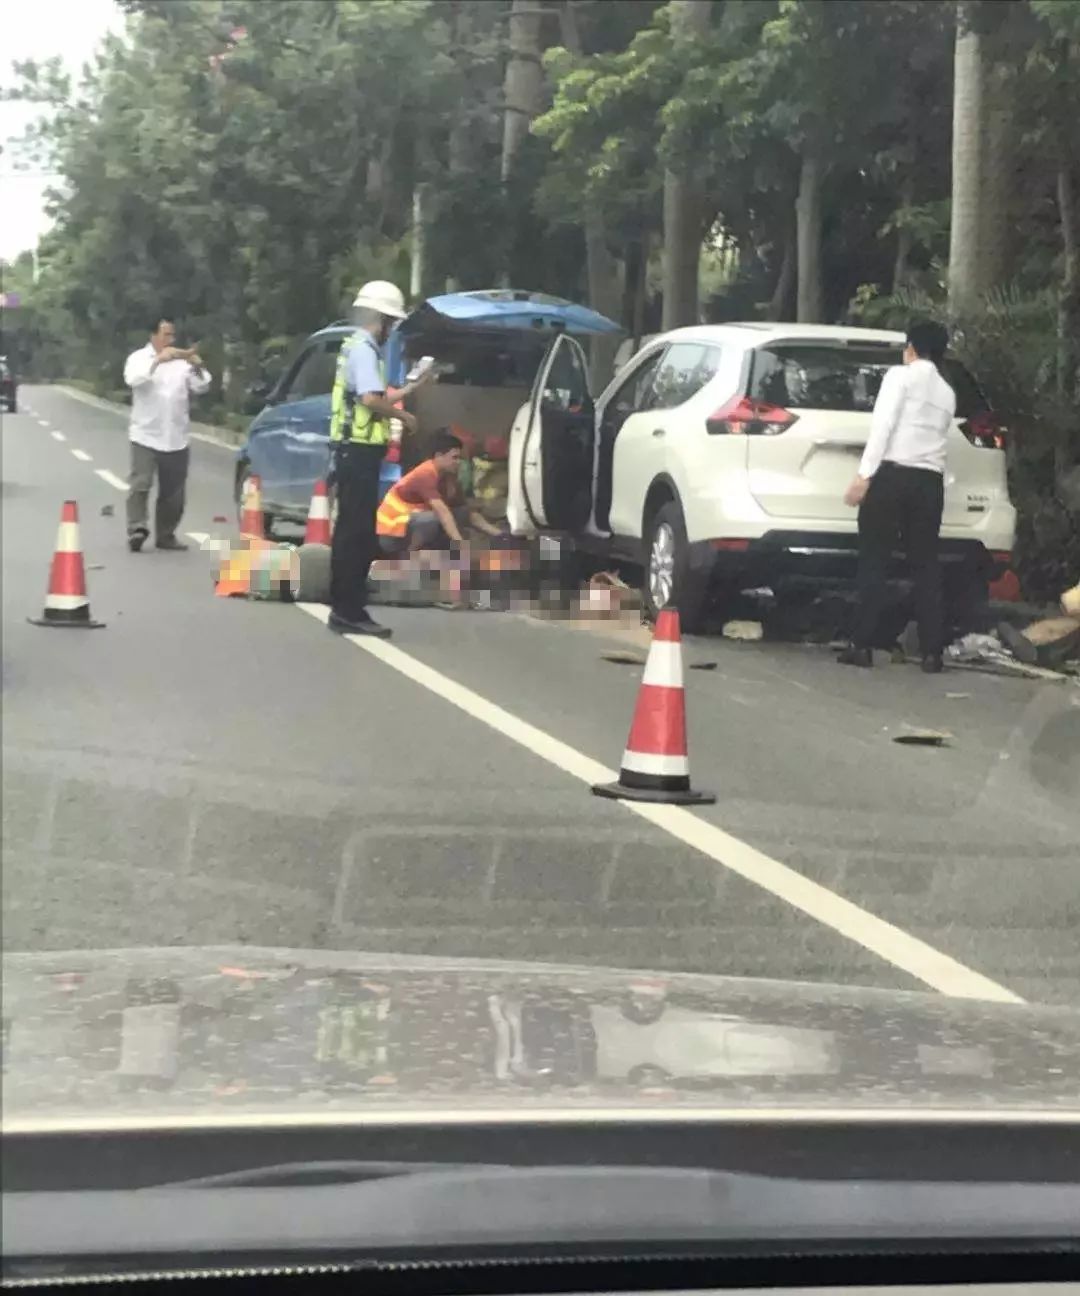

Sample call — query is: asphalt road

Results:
[4,385,1079,1007]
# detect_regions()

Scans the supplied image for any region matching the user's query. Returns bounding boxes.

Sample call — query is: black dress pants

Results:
[851,461,945,656]
[329,442,386,622]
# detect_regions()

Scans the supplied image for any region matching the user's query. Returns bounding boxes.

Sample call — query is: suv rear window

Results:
[749,344,985,418]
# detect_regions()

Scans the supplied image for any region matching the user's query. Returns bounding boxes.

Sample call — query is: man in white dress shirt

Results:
[839,321,956,673]
[123,317,212,552]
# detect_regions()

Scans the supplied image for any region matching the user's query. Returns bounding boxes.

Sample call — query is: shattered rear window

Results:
[750,345,986,418]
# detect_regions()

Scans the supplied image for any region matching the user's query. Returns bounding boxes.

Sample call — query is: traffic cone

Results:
[592,608,713,804]
[239,474,265,539]
[303,479,332,545]
[28,500,105,629]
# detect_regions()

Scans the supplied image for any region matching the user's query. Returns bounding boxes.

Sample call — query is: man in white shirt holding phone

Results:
[123,316,211,552]
[839,320,956,673]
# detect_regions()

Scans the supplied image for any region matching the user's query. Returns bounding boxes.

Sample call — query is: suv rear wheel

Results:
[643,500,709,633]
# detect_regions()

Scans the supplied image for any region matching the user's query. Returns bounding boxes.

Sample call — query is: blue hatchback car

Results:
[235,290,621,533]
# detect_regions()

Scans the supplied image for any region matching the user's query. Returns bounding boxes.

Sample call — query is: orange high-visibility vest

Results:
[375,482,421,538]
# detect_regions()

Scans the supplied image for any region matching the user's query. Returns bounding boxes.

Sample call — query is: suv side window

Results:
[282,338,343,402]
[648,343,723,410]
[542,339,590,413]
[607,348,666,419]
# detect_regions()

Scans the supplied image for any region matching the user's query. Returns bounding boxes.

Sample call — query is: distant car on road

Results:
[235,290,622,535]
[1,357,17,413]
[506,322,1016,631]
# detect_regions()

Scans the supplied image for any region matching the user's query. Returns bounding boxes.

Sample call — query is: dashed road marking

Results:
[50,431,67,442]
[71,449,92,462]
[296,599,1022,1006]
[95,469,128,491]
[37,418,51,428]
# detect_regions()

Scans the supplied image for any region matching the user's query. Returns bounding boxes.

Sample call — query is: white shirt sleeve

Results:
[186,364,212,395]
[124,348,156,389]
[858,365,907,479]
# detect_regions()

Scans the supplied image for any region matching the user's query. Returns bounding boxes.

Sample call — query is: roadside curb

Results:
[55,384,243,452]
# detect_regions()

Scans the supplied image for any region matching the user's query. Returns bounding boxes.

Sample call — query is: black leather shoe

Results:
[921,654,944,674]
[328,611,392,640]
[836,646,873,668]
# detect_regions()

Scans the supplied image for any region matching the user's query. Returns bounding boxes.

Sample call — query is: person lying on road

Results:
[376,429,504,556]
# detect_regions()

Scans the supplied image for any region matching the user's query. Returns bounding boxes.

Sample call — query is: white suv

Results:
[507,323,1016,631]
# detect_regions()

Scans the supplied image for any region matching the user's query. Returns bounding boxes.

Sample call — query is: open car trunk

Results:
[389,291,621,473]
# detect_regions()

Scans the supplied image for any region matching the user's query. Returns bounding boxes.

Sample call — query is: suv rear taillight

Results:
[959,411,1006,450]
[707,396,797,436]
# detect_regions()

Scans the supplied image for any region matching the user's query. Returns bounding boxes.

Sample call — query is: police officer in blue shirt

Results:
[327,281,416,638]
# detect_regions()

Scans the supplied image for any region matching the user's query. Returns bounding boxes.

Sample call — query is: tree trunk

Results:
[448,1,474,178]
[795,148,824,322]
[501,0,545,183]
[630,234,649,346]
[948,4,985,315]
[767,225,795,321]
[584,214,621,385]
[661,0,711,330]
[558,0,621,383]
[1056,161,1079,409]
[980,61,1013,292]
[410,182,431,300]
[892,167,915,292]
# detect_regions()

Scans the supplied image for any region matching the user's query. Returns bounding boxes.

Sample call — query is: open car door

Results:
[508,333,594,535]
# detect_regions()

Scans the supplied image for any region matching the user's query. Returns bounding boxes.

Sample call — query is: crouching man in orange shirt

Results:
[375,428,504,556]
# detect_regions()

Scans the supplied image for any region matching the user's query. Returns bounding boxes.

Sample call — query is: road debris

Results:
[689,661,718,671]
[722,620,764,642]
[99,504,114,517]
[601,651,647,666]
[893,728,952,747]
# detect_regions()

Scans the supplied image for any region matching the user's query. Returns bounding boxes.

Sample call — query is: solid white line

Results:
[56,383,238,451]
[95,468,128,491]
[50,430,66,442]
[71,448,92,462]
[295,601,1022,1005]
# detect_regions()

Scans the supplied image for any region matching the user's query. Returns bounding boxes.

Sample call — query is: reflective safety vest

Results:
[329,332,391,447]
[375,480,422,537]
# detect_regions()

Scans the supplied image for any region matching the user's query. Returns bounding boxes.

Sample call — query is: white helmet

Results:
[351,279,407,320]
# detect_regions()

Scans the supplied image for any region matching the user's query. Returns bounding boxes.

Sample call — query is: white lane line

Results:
[57,383,238,452]
[185,531,210,547]
[71,449,93,462]
[51,430,67,442]
[37,417,51,428]
[94,468,128,491]
[296,600,1022,1005]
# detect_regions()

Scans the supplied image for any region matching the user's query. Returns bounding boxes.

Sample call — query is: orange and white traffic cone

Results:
[592,608,713,804]
[303,479,332,545]
[239,474,265,539]
[28,500,105,629]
